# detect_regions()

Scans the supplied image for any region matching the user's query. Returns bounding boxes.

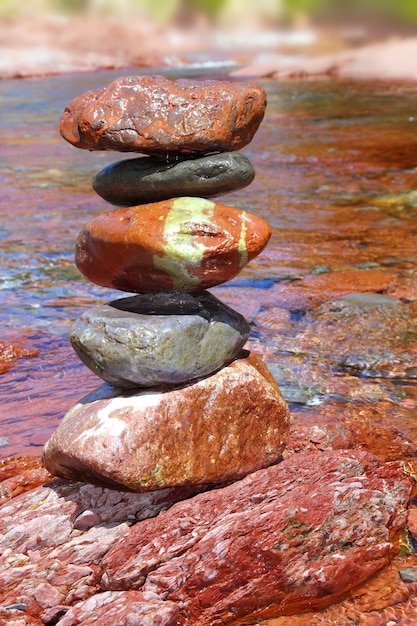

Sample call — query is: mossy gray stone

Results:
[91,152,255,206]
[69,291,249,388]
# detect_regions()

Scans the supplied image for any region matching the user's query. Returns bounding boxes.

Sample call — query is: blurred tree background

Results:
[280,0,417,26]
[1,0,417,29]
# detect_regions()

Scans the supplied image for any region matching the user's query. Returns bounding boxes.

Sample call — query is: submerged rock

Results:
[60,75,267,155]
[75,197,271,293]
[305,292,416,378]
[42,353,290,491]
[0,449,410,624]
[69,291,250,388]
[92,152,255,206]
[0,339,38,375]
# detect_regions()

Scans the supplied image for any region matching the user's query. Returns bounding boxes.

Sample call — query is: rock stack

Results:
[42,75,290,492]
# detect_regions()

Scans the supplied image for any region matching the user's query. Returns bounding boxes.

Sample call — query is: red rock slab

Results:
[263,554,417,626]
[0,477,212,621]
[75,197,271,293]
[55,591,179,626]
[59,75,267,155]
[298,268,394,303]
[42,353,290,491]
[101,449,411,624]
[0,456,52,504]
[0,450,411,624]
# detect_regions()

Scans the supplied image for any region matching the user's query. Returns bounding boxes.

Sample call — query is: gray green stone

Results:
[91,152,255,206]
[69,291,249,389]
[399,568,417,583]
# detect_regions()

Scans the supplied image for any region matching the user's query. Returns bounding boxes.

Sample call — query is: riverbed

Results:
[1,72,417,463]
[1,71,417,623]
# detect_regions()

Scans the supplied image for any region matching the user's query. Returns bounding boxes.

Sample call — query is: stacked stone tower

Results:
[42,75,290,492]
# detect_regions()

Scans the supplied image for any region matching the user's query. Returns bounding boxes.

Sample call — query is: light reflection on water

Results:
[1,71,417,459]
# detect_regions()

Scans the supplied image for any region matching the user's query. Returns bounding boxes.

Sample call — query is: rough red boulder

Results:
[101,449,411,623]
[59,75,267,155]
[0,450,411,624]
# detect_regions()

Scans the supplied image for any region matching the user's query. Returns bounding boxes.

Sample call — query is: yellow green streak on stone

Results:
[153,197,215,290]
[150,464,164,487]
[238,210,248,268]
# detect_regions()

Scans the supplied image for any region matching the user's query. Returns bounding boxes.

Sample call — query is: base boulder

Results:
[42,353,290,492]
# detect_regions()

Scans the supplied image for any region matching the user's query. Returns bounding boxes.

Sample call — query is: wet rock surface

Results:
[75,197,271,293]
[69,291,250,388]
[42,353,290,491]
[0,456,52,504]
[60,75,267,155]
[92,152,255,206]
[0,449,412,625]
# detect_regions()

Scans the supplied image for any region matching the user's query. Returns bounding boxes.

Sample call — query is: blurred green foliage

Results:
[185,0,227,16]
[281,0,417,23]
[0,0,18,18]
[396,0,417,21]
[134,0,180,23]
[1,0,417,24]
[51,0,89,13]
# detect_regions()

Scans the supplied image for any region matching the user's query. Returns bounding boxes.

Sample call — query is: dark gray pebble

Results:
[91,152,255,206]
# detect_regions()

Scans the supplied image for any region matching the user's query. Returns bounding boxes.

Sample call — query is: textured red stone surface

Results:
[408,507,417,538]
[59,75,267,155]
[0,473,210,624]
[0,340,38,375]
[42,353,290,491]
[100,450,411,623]
[263,554,417,626]
[0,457,52,504]
[75,197,271,292]
[0,449,411,625]
[56,591,180,626]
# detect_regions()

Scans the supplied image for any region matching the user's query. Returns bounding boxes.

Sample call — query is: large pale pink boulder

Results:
[42,353,290,491]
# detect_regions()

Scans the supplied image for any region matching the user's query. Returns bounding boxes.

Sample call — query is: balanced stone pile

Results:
[42,75,290,492]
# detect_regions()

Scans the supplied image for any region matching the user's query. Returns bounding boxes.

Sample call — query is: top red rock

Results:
[59,75,267,155]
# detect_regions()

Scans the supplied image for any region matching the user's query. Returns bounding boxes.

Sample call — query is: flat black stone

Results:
[91,152,255,206]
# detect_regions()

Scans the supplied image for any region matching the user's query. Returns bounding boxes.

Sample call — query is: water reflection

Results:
[1,72,417,462]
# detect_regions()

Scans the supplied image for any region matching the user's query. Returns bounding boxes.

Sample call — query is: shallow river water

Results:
[1,71,417,474]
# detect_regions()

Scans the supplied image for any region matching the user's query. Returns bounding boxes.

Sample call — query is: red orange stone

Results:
[75,197,271,293]
[42,353,290,491]
[59,75,267,156]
